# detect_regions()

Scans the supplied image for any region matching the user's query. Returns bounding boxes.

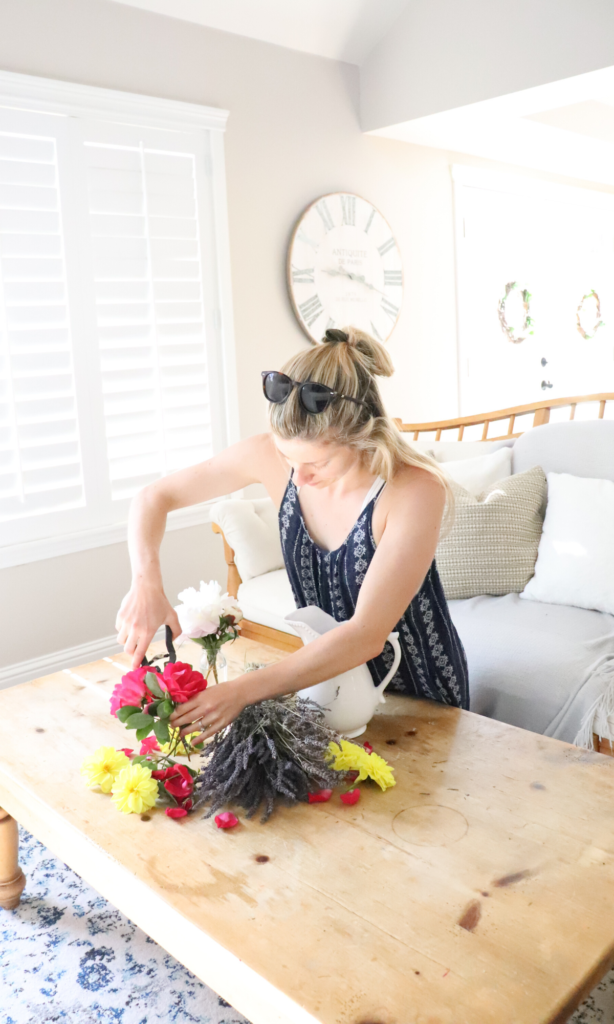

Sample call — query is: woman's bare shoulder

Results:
[382,462,446,518]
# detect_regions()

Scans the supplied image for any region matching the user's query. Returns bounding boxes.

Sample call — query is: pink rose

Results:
[163,764,194,801]
[109,666,156,716]
[160,662,207,704]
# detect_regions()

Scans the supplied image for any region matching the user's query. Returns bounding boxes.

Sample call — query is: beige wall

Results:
[1,0,612,667]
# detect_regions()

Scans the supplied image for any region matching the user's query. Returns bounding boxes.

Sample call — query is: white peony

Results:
[175,580,242,641]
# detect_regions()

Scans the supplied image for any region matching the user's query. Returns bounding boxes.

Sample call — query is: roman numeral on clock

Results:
[381,296,399,321]
[341,195,356,226]
[316,200,334,232]
[378,237,396,257]
[370,321,383,342]
[364,208,375,234]
[297,229,318,250]
[384,270,403,286]
[291,265,315,283]
[299,294,323,327]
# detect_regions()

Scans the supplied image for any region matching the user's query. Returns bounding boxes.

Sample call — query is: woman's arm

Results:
[116,433,285,668]
[170,468,445,740]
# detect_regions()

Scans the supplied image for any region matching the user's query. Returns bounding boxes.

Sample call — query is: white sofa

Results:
[211,420,614,749]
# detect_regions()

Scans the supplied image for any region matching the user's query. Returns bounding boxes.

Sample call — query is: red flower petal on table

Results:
[166,807,189,819]
[363,742,373,754]
[182,798,193,811]
[118,748,134,758]
[308,790,333,803]
[340,789,361,805]
[215,813,239,829]
[160,661,207,704]
[139,737,160,755]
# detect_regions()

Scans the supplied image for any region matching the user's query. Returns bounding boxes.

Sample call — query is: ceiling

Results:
[103,0,410,64]
[371,66,614,187]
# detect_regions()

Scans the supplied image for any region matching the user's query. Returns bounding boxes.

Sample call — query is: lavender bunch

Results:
[194,694,341,822]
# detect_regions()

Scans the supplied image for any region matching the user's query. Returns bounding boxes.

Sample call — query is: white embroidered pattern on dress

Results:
[418,591,462,704]
[352,514,369,585]
[280,481,297,544]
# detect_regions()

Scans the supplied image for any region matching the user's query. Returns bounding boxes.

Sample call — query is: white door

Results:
[455,170,614,415]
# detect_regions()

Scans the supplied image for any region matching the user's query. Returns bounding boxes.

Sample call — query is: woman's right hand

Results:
[115,583,181,670]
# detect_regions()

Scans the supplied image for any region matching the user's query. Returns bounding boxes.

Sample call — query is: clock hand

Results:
[322,266,386,296]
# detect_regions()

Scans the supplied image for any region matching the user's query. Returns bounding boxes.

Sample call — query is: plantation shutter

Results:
[0,80,232,562]
[84,134,214,502]
[0,114,85,527]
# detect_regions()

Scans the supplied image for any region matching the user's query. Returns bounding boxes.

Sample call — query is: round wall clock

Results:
[287,192,403,344]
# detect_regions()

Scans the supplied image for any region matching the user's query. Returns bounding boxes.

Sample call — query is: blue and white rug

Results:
[0,828,249,1024]
[1,828,613,1024]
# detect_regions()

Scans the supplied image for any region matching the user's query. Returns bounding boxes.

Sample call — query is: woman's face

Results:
[273,436,359,489]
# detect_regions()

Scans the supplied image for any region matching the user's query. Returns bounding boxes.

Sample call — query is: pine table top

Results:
[1,635,614,1024]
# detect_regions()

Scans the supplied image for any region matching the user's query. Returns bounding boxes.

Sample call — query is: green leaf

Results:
[153,719,171,745]
[116,705,142,723]
[125,712,155,730]
[136,724,154,741]
[145,672,165,699]
[146,701,161,717]
[131,755,152,768]
[157,700,174,719]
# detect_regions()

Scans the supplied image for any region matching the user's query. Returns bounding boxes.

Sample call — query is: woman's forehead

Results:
[273,436,336,462]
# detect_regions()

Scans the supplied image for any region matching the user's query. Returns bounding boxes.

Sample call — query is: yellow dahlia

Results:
[81,747,130,794]
[327,739,396,791]
[111,763,158,814]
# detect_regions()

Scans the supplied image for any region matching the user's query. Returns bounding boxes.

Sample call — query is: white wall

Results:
[2,0,613,668]
[362,0,614,131]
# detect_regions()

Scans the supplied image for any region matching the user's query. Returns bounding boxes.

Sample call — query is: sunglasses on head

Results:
[261,371,367,414]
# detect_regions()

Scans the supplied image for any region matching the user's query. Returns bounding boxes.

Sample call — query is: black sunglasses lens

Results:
[300,382,335,414]
[264,372,292,403]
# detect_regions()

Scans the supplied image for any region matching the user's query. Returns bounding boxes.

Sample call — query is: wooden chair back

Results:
[393,392,614,443]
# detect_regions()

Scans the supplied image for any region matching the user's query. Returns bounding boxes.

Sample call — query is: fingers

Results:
[132,634,152,670]
[166,608,182,639]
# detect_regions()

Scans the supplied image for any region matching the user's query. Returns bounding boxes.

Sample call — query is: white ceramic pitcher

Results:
[285,606,402,738]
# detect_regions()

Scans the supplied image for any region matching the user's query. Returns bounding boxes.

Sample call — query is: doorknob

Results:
[541,380,553,390]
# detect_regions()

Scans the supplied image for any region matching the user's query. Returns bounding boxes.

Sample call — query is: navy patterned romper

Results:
[279,475,469,708]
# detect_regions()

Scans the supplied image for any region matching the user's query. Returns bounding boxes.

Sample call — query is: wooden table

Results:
[1,636,614,1024]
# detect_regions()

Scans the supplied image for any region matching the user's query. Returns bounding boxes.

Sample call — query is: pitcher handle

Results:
[374,632,401,702]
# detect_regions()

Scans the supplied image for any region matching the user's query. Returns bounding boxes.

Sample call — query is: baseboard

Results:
[0,628,164,690]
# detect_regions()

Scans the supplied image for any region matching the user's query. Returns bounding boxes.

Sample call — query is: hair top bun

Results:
[323,328,349,345]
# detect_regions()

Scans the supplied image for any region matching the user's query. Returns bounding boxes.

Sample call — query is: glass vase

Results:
[199,648,227,685]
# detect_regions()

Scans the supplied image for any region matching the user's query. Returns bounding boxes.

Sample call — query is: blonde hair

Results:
[268,326,453,509]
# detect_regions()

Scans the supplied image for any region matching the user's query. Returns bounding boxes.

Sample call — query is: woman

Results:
[116,327,469,743]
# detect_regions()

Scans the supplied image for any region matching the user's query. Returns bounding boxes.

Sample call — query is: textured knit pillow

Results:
[436,466,547,600]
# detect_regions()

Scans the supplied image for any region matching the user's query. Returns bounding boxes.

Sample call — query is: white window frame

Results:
[0,70,238,569]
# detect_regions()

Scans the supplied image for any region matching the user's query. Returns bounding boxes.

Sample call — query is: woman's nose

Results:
[294,466,314,487]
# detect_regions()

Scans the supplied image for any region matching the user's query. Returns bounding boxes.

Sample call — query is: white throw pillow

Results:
[521,472,614,616]
[210,497,284,583]
[438,447,513,497]
[410,439,514,462]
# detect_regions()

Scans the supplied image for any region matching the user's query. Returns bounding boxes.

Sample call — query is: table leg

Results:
[0,807,25,910]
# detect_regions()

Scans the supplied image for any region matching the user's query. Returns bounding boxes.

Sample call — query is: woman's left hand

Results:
[169,680,249,744]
